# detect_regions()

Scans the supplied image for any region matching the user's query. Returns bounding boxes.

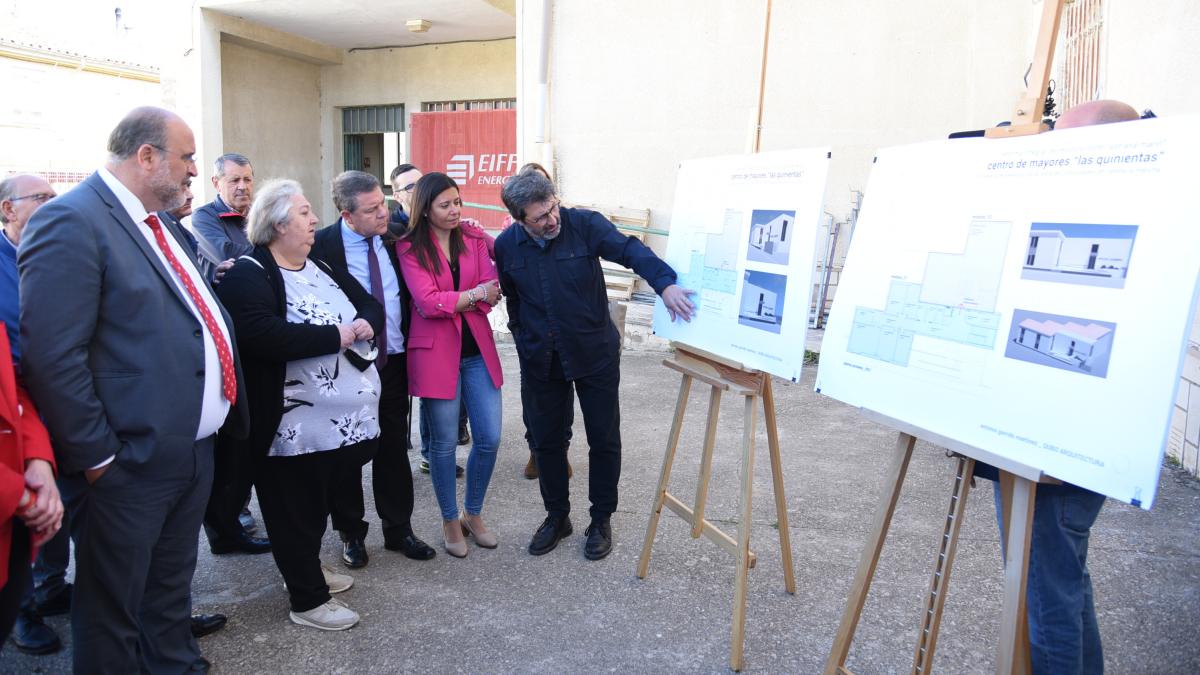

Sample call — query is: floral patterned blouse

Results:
[270,262,381,457]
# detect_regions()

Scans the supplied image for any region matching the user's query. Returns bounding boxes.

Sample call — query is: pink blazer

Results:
[396,227,504,399]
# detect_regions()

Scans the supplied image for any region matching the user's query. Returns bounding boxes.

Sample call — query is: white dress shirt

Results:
[97,168,232,447]
[339,219,405,354]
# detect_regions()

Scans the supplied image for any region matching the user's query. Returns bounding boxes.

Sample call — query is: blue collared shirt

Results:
[339,219,405,354]
[0,231,18,363]
[495,207,677,380]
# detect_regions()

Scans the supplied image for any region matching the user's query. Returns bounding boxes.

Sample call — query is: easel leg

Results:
[730,394,758,672]
[996,473,1036,675]
[761,376,796,594]
[637,374,693,579]
[912,456,975,673]
[824,433,917,675]
[691,386,724,538]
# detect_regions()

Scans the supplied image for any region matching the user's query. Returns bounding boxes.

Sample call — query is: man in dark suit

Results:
[18,106,247,673]
[308,170,435,567]
[190,154,270,556]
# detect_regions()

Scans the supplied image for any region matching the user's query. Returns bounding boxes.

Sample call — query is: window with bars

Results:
[421,98,516,112]
[342,104,405,133]
[1059,0,1104,113]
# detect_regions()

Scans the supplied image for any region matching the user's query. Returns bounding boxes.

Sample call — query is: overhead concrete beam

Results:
[483,0,517,17]
[203,8,343,66]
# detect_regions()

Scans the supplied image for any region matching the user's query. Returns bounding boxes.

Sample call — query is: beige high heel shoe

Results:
[460,516,498,549]
[443,519,468,558]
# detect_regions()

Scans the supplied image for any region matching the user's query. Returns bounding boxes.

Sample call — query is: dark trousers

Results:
[68,437,214,674]
[524,352,622,521]
[202,429,256,544]
[258,445,361,613]
[330,354,414,544]
[0,521,32,651]
[522,370,573,453]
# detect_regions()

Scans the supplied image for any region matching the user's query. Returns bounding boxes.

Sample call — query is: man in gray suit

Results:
[19,107,247,673]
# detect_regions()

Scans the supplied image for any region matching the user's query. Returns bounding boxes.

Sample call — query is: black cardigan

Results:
[214,246,384,457]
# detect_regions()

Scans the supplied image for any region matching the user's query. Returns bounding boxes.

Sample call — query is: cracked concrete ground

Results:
[4,342,1199,673]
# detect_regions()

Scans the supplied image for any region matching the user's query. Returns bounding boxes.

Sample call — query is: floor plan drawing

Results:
[847,220,1009,366]
[919,219,1011,311]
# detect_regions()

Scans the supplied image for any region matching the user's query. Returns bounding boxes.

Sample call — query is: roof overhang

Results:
[198,0,515,51]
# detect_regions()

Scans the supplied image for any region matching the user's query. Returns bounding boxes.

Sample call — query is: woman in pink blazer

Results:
[397,172,504,558]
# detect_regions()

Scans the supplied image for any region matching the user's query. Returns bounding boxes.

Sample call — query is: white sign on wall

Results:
[816,116,1200,509]
[653,149,831,381]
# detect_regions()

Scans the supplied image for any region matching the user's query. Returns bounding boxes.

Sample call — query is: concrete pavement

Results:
[4,343,1199,673]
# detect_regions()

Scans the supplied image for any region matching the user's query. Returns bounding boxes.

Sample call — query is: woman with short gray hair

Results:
[215,179,385,631]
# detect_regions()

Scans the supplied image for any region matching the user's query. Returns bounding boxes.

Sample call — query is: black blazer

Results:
[214,246,384,457]
[309,221,412,351]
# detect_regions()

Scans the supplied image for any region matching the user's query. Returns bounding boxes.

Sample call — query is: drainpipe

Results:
[534,0,553,168]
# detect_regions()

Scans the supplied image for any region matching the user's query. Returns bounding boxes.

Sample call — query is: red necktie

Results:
[145,214,238,405]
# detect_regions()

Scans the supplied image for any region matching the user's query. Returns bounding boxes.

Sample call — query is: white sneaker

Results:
[281,566,354,594]
[321,565,353,594]
[289,598,360,631]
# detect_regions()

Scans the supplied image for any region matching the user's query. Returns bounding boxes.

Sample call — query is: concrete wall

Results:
[170,7,342,212]
[1104,0,1200,115]
[518,0,1037,248]
[318,39,516,222]
[220,41,323,213]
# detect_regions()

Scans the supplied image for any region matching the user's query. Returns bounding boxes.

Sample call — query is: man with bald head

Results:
[0,174,66,655]
[19,106,247,673]
[0,175,54,366]
[987,99,1140,675]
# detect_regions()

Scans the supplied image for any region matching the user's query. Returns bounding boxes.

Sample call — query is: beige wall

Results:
[220,41,323,214]
[1104,0,1200,115]
[0,55,161,182]
[318,39,517,222]
[518,0,1037,255]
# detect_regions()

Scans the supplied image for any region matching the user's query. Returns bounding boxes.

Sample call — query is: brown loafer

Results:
[524,455,539,480]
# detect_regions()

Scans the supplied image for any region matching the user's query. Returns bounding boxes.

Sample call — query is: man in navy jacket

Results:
[496,170,694,561]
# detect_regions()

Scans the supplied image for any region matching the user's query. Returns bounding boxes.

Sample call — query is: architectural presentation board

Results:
[815,115,1200,509]
[652,149,831,381]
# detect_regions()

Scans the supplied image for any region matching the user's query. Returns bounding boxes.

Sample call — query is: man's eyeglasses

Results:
[527,199,560,227]
[9,193,54,204]
[396,183,417,193]
[148,144,197,165]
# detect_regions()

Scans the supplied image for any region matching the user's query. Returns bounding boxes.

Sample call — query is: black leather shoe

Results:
[190,613,227,638]
[342,538,369,568]
[209,529,271,555]
[34,582,72,617]
[385,533,436,561]
[584,520,613,561]
[528,514,572,556]
[189,656,212,672]
[457,424,471,446]
[11,608,62,655]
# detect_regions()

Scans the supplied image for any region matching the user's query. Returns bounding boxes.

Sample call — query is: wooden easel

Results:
[636,344,795,672]
[824,2,1067,673]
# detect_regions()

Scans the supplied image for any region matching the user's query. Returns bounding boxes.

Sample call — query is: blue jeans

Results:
[422,355,501,521]
[993,481,1106,675]
[419,398,469,461]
